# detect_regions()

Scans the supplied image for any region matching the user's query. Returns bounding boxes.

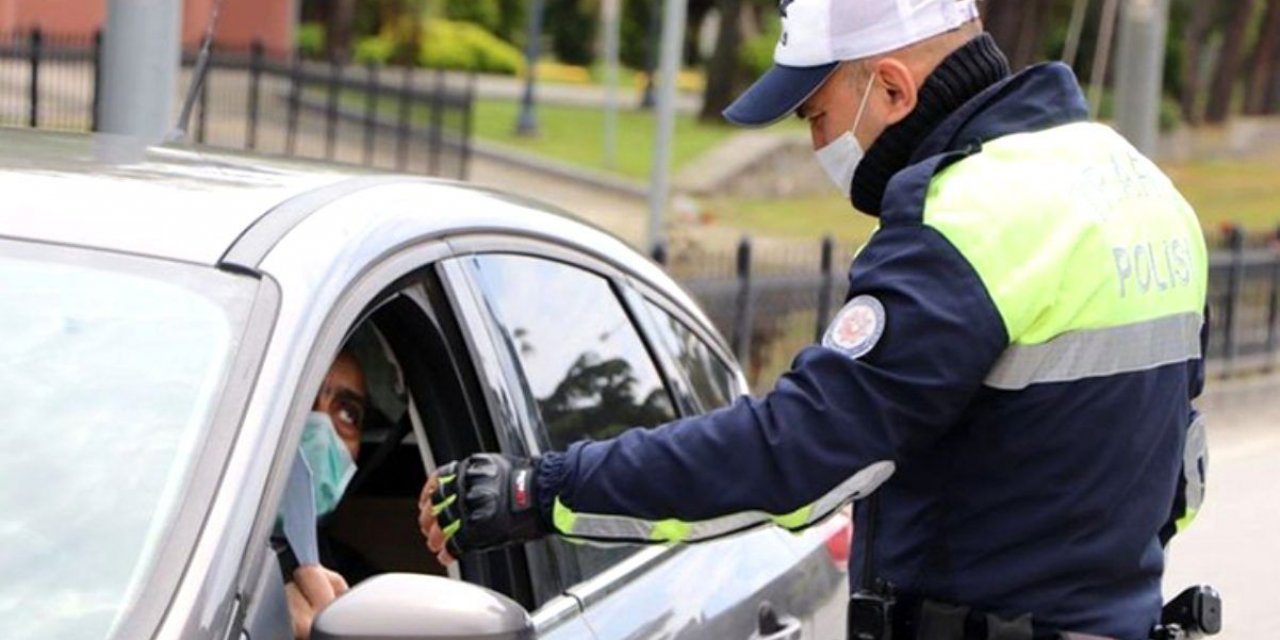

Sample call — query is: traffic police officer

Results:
[419,1,1211,638]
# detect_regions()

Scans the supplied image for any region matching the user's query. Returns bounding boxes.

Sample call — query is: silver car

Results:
[0,129,847,640]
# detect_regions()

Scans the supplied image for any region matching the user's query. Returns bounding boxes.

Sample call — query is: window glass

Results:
[469,255,676,448]
[0,251,252,640]
[468,254,676,582]
[641,299,741,411]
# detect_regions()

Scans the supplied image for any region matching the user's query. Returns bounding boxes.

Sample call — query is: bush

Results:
[419,19,525,75]
[354,35,397,66]
[296,22,327,59]
[444,0,502,34]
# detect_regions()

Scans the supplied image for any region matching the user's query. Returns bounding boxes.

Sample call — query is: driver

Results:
[281,349,368,640]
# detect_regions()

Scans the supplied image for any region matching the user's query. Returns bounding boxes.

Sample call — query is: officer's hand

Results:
[285,564,348,640]
[418,454,547,565]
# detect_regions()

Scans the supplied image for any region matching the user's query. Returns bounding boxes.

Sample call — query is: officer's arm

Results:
[532,223,1009,545]
[1160,306,1210,546]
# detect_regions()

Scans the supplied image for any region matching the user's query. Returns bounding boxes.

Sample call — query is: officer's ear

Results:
[869,58,918,127]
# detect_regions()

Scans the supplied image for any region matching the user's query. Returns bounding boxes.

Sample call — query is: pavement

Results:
[1163,376,1280,639]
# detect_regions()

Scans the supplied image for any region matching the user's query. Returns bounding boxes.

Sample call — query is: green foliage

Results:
[419,19,525,74]
[620,0,654,70]
[740,14,780,78]
[444,0,502,33]
[354,35,398,65]
[495,0,527,43]
[547,0,599,66]
[296,22,327,59]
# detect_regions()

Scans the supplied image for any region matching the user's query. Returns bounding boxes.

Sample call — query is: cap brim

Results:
[723,62,839,127]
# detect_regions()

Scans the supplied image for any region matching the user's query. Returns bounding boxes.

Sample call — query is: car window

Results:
[0,251,253,640]
[467,254,677,583]
[639,298,741,411]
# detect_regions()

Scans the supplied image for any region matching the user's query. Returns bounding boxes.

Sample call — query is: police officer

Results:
[419,1,1211,638]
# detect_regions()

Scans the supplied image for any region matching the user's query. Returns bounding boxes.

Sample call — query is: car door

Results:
[627,285,851,640]
[446,239,839,639]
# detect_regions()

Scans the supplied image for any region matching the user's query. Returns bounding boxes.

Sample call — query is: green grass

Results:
[1162,155,1280,234]
[471,99,737,181]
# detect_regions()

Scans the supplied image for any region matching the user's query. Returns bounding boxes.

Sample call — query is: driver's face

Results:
[314,352,367,460]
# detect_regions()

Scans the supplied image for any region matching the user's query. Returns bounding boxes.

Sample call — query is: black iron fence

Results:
[665,231,1280,391]
[0,29,473,179]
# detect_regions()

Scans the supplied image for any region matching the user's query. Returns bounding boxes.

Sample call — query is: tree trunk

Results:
[982,0,1024,65]
[328,0,358,63]
[1204,0,1256,124]
[983,0,1056,70]
[699,0,745,122]
[1180,0,1216,124]
[1246,0,1280,114]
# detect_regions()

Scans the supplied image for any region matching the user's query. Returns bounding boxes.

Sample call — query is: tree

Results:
[1205,0,1257,123]
[1178,0,1216,123]
[699,0,746,121]
[329,0,359,62]
[1246,0,1280,114]
[983,0,1058,71]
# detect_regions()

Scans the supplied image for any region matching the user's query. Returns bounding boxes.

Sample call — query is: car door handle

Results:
[753,602,804,640]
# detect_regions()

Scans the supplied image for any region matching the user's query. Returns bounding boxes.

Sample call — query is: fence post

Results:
[195,43,212,144]
[246,40,263,150]
[362,62,378,165]
[286,55,302,155]
[91,30,103,132]
[325,58,341,160]
[1267,224,1280,369]
[731,237,755,365]
[815,235,836,342]
[460,72,475,180]
[28,28,41,128]
[651,240,668,266]
[1223,225,1245,373]
[396,67,412,170]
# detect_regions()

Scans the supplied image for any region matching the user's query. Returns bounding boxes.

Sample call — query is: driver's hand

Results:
[418,472,456,566]
[285,564,348,640]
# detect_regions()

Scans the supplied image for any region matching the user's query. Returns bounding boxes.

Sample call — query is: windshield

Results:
[0,244,256,640]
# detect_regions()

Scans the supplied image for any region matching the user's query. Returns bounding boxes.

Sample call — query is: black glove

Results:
[431,453,548,557]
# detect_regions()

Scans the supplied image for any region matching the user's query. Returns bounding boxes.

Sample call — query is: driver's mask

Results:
[299,410,358,516]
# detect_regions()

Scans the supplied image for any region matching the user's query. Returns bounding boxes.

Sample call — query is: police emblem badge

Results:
[822,295,886,360]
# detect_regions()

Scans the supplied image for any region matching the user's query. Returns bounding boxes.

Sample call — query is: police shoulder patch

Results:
[822,295,886,360]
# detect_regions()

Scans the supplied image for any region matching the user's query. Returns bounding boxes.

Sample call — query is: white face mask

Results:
[814,74,878,198]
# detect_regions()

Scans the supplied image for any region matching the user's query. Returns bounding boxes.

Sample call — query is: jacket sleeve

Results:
[534,224,1010,544]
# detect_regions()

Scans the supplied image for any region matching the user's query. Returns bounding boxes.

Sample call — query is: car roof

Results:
[0,128,369,265]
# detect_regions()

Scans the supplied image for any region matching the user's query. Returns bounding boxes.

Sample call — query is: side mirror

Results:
[312,573,534,640]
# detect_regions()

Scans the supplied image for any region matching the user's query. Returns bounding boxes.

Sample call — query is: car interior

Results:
[274,271,547,626]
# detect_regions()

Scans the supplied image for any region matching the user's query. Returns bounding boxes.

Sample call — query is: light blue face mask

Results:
[299,410,358,517]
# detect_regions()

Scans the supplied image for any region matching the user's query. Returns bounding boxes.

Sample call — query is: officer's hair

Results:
[842,18,984,85]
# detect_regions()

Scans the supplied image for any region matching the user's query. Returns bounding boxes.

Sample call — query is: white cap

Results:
[724,0,980,127]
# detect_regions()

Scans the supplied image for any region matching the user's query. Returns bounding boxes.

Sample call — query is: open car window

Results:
[464,253,679,585]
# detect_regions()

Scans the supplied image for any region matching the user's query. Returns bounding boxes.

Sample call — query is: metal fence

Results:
[0,29,473,179]
[665,233,1280,391]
